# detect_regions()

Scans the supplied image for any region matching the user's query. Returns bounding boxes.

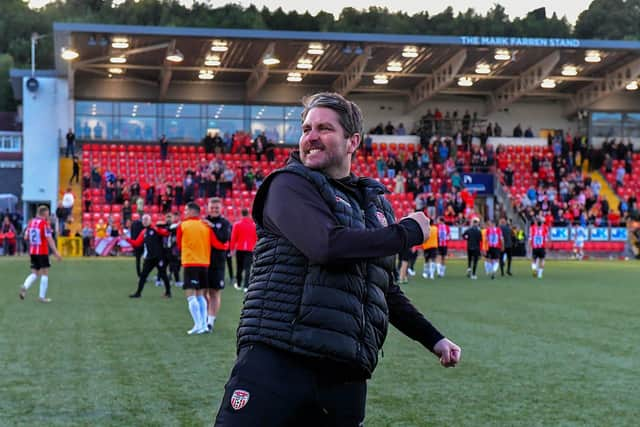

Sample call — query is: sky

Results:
[27,0,593,25]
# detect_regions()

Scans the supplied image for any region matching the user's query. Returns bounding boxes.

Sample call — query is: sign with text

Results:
[550,227,569,241]
[570,227,588,242]
[462,173,494,195]
[609,228,629,241]
[459,36,580,48]
[589,227,609,241]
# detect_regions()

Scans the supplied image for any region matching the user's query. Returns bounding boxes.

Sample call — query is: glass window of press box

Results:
[590,112,640,139]
[75,101,304,144]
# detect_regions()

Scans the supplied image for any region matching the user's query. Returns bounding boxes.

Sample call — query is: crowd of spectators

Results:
[201,130,277,161]
[498,130,638,227]
[0,210,23,255]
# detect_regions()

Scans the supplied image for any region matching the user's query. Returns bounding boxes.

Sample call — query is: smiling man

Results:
[214,92,461,426]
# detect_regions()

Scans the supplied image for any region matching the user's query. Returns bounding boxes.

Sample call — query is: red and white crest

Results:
[376,210,388,227]
[230,389,250,410]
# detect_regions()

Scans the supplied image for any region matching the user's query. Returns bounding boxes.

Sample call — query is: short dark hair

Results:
[301,92,363,138]
[186,202,200,213]
[241,208,249,217]
[209,197,222,205]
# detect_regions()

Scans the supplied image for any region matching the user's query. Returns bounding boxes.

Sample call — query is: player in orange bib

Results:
[421,222,439,280]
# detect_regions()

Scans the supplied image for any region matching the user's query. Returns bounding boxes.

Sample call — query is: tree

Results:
[575,0,640,39]
[0,54,17,111]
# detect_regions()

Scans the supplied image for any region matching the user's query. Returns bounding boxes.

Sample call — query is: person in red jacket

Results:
[230,208,257,291]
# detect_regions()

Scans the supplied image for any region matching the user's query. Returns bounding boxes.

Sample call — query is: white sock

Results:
[23,273,37,290]
[197,296,208,329]
[435,263,441,275]
[428,262,434,277]
[493,262,500,273]
[441,265,446,276]
[531,262,537,271]
[207,315,216,327]
[484,261,490,274]
[187,296,201,327]
[39,276,49,299]
[538,269,543,278]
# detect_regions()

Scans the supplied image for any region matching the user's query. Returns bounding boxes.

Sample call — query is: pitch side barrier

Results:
[443,226,628,257]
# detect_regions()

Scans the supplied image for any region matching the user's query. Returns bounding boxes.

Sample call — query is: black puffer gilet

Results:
[237,158,397,378]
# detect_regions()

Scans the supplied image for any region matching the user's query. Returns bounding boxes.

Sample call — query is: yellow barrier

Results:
[57,237,83,257]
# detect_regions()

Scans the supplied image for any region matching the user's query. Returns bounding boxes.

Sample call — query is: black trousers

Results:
[134,249,143,278]
[169,254,181,282]
[500,247,513,275]
[235,251,253,289]
[467,249,480,275]
[226,251,234,280]
[214,344,366,427]
[134,257,170,296]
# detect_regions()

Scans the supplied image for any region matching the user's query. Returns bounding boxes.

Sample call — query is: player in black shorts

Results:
[203,198,231,331]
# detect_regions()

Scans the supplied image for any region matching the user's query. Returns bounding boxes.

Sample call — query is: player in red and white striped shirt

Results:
[436,217,450,278]
[19,205,62,302]
[485,220,504,280]
[529,218,549,279]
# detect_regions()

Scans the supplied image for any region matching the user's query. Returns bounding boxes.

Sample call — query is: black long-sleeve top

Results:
[263,172,445,353]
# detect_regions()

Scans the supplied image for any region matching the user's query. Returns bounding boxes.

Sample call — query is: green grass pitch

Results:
[1,257,638,426]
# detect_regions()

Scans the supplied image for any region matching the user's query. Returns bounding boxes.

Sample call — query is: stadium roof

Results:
[33,22,640,115]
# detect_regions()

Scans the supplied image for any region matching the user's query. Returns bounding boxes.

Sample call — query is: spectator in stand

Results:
[202,131,215,154]
[2,216,17,255]
[55,202,67,236]
[524,126,534,138]
[254,131,267,161]
[373,122,384,134]
[81,223,93,256]
[68,156,80,185]
[503,165,514,187]
[375,156,386,178]
[386,156,398,178]
[183,173,195,203]
[493,122,502,137]
[615,164,626,188]
[62,188,74,219]
[122,200,132,224]
[624,151,633,174]
[95,218,107,239]
[434,108,443,133]
[394,171,406,194]
[174,182,184,207]
[211,132,224,153]
[461,110,471,131]
[396,123,407,135]
[363,133,373,159]
[91,164,101,188]
[65,128,76,158]
[105,181,115,205]
[243,166,255,191]
[136,197,144,216]
[438,142,449,163]
[222,167,234,198]
[384,121,395,135]
[513,124,523,137]
[159,134,169,160]
[255,169,265,189]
